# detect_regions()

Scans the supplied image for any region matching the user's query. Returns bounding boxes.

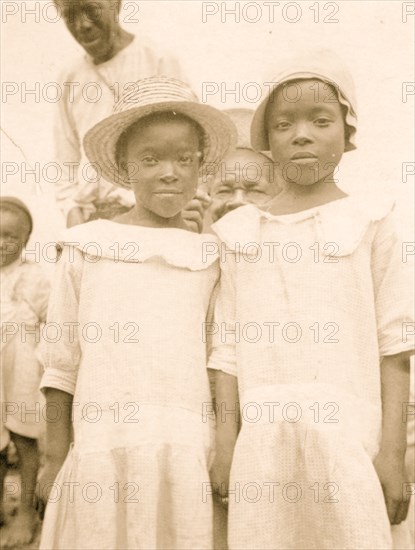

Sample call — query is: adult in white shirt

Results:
[54,0,208,229]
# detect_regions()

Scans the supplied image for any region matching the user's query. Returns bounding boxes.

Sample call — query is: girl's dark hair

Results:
[115,111,207,169]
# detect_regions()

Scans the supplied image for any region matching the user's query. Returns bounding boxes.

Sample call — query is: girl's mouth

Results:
[291,152,318,160]
[153,190,183,195]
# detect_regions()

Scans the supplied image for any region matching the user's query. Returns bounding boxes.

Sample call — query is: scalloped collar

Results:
[60,220,219,271]
[212,197,395,257]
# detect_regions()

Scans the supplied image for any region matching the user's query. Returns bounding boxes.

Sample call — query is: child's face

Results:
[0,209,31,268]
[120,119,201,219]
[209,149,279,222]
[266,79,345,187]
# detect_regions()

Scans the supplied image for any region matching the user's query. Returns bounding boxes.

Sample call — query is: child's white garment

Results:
[1,260,49,442]
[39,221,219,550]
[209,198,414,550]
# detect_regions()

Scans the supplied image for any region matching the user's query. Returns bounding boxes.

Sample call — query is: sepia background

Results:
[1,2,414,549]
[1,0,414,250]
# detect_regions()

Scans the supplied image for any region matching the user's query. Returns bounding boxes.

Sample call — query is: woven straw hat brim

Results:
[84,101,237,188]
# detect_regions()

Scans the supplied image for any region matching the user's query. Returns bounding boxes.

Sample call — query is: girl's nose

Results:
[292,123,313,145]
[160,161,179,182]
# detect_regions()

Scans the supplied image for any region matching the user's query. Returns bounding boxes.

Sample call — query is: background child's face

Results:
[0,209,31,268]
[209,149,279,222]
[266,79,345,187]
[120,118,201,219]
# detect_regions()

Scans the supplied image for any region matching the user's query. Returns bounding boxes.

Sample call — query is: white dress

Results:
[39,221,219,550]
[1,260,49,445]
[209,197,414,550]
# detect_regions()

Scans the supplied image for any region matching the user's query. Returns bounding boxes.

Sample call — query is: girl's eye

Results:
[247,189,265,196]
[314,118,331,126]
[141,157,158,166]
[179,152,201,165]
[274,121,291,130]
[178,155,194,165]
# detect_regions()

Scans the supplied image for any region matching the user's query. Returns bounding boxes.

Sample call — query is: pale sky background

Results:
[1,0,414,254]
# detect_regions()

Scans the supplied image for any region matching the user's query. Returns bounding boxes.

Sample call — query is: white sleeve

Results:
[207,248,238,376]
[40,245,83,395]
[371,208,415,357]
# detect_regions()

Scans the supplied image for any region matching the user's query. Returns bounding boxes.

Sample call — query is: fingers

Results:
[35,500,46,521]
[217,482,229,510]
[183,199,204,218]
[211,481,229,509]
[385,494,399,524]
[193,189,212,209]
[392,495,410,525]
[183,217,201,234]
[182,209,203,233]
[219,495,229,509]
[384,488,411,525]
[182,192,212,233]
[33,493,47,521]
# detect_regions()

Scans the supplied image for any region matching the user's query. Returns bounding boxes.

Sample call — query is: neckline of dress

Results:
[67,219,218,242]
[97,219,198,235]
[259,195,352,221]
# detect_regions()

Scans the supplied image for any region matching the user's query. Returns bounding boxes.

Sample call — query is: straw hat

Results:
[251,50,358,153]
[84,76,238,188]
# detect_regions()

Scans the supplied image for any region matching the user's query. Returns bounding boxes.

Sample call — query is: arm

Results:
[210,371,239,502]
[43,388,73,466]
[374,353,411,524]
[35,245,82,516]
[207,245,240,503]
[36,388,73,516]
[371,206,414,523]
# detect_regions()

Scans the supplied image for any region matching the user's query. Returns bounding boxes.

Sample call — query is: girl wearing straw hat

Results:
[209,51,413,549]
[36,76,237,550]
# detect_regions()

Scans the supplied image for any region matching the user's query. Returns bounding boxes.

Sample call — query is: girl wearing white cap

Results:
[36,76,237,550]
[209,51,414,549]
